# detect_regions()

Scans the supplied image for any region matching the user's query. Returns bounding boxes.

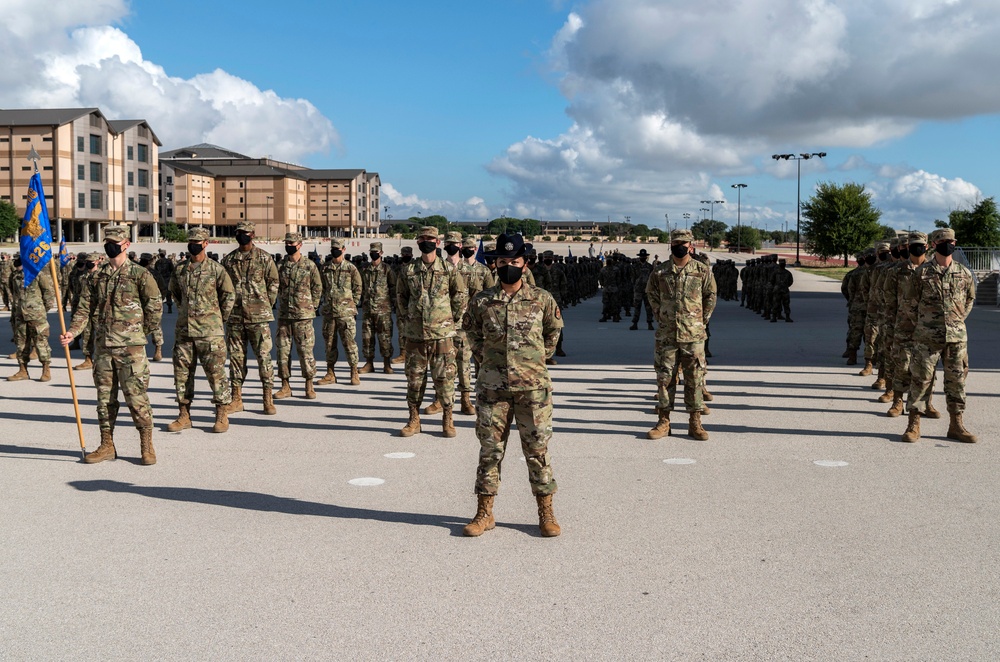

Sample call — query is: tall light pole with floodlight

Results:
[731,184,747,253]
[700,199,725,221]
[683,212,691,229]
[771,151,826,266]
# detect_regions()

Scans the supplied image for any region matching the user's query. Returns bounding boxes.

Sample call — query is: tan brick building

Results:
[0,108,160,242]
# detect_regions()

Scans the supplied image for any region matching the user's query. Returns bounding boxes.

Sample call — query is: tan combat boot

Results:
[212,404,229,433]
[886,392,905,417]
[83,429,117,464]
[947,412,977,443]
[359,360,375,374]
[536,494,561,537]
[274,378,292,399]
[350,366,361,385]
[460,392,475,415]
[925,398,942,419]
[702,388,714,402]
[383,359,394,374]
[846,351,857,366]
[304,379,317,399]
[262,387,277,415]
[391,350,406,365]
[152,345,163,362]
[424,399,443,415]
[858,360,873,377]
[317,366,336,385]
[39,363,51,382]
[167,404,192,432]
[400,405,421,437]
[901,410,920,443]
[7,363,29,381]
[74,357,93,371]
[647,411,670,439]
[227,382,244,413]
[688,411,709,441]
[462,495,495,537]
[139,427,156,465]
[877,387,893,403]
[442,407,457,438]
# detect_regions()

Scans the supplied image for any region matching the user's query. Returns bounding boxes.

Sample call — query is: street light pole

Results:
[700,199,725,221]
[731,184,747,253]
[772,151,826,266]
[664,213,669,234]
[683,212,690,230]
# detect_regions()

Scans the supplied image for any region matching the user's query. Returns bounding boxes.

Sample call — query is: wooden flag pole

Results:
[47,257,87,460]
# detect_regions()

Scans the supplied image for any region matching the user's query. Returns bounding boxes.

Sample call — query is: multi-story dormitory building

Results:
[1,107,380,242]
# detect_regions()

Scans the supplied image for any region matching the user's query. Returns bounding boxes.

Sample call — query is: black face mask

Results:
[85,261,96,270]
[497,264,523,285]
[417,241,437,254]
[878,252,889,261]
[187,243,205,256]
[543,258,554,266]
[401,255,412,263]
[76,262,87,270]
[284,245,299,256]
[12,258,21,268]
[865,255,876,265]
[331,249,343,259]
[444,244,460,256]
[461,248,475,259]
[236,233,253,246]
[899,245,910,258]
[104,242,125,258]
[639,256,648,262]
[908,244,926,257]
[369,251,381,261]
[935,242,956,257]
[671,244,690,259]
[890,248,900,259]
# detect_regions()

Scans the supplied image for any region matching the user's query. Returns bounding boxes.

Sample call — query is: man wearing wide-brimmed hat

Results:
[629,248,654,330]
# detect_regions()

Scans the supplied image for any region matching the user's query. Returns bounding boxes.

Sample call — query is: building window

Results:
[20,137,30,142]
[137,169,148,188]
[138,126,148,139]
[167,208,173,218]
[21,166,30,171]
[128,197,134,212]
[166,176,172,185]
[138,195,149,213]
[137,144,148,163]
[127,145,133,160]
[239,181,243,188]
[77,165,85,180]
[90,162,102,183]
[43,166,52,171]
[165,192,172,202]
[77,136,84,152]
[42,137,52,142]
[78,193,85,209]
[127,171,134,186]
[89,135,101,155]
[90,190,102,210]
[0,137,7,143]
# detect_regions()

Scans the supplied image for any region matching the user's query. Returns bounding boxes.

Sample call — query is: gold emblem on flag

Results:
[21,189,44,240]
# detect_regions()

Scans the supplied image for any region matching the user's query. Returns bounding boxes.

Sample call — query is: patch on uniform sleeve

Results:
[555,307,561,319]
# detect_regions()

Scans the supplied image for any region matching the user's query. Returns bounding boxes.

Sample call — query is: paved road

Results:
[1,267,997,660]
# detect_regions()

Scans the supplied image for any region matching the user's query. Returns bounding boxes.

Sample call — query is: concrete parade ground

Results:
[1,263,998,661]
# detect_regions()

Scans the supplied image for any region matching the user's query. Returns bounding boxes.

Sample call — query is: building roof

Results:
[107,119,163,146]
[301,169,366,180]
[166,160,305,180]
[161,144,252,160]
[0,107,103,126]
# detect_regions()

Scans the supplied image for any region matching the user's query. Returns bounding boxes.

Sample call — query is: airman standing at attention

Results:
[629,249,655,330]
[841,253,866,365]
[359,241,397,375]
[167,227,235,434]
[6,254,55,382]
[274,232,323,399]
[390,246,414,365]
[0,253,12,311]
[318,237,363,386]
[645,229,717,441]
[221,221,279,416]
[138,253,165,362]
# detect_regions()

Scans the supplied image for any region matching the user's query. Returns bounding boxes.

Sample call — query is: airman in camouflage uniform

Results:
[61,225,162,465]
[155,249,175,313]
[533,249,568,364]
[65,252,91,365]
[0,253,12,311]
[221,222,279,415]
[167,227,235,434]
[318,237,363,386]
[769,259,794,322]
[395,226,468,437]
[859,240,892,378]
[70,253,103,371]
[390,246,414,365]
[138,253,165,362]
[275,232,323,399]
[646,229,717,441]
[6,256,55,382]
[873,236,909,403]
[902,228,977,443]
[598,255,622,322]
[840,253,865,364]
[455,236,495,395]
[629,250,655,330]
[359,241,397,375]
[461,233,563,538]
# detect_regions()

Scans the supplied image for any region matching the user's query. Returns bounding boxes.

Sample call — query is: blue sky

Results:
[2,0,999,234]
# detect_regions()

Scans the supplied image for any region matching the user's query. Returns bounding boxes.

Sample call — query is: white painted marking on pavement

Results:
[348,477,385,486]
[813,460,849,467]
[384,452,415,459]
[663,458,697,465]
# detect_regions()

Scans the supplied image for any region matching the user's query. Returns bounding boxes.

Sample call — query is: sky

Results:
[2,0,999,235]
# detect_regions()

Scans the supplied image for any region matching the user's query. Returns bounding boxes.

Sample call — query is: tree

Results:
[691,219,727,242]
[800,181,882,266]
[934,197,1000,247]
[724,225,762,251]
[160,222,187,242]
[0,200,18,241]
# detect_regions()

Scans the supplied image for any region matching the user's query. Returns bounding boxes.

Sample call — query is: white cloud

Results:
[0,1,338,163]
[382,183,493,222]
[871,170,981,214]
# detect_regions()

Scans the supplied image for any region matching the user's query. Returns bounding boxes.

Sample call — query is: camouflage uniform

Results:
[139,254,165,351]
[0,254,12,310]
[630,254,654,327]
[169,231,235,407]
[599,257,622,321]
[455,237,495,387]
[277,237,323,380]
[67,231,162,433]
[221,234,279,391]
[320,239,363,369]
[9,264,55,366]
[646,239,717,415]
[769,261,794,321]
[841,255,865,357]
[891,234,934,405]
[396,229,468,409]
[361,242,396,363]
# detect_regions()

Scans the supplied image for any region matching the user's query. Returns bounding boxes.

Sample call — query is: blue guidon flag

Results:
[475,238,486,265]
[59,233,70,268]
[20,172,54,288]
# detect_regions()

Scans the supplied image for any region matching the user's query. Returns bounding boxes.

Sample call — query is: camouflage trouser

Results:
[0,281,9,309]
[892,338,938,398]
[173,334,231,406]
[404,337,457,408]
[148,327,163,348]
[653,340,706,413]
[601,289,619,318]
[909,341,967,414]
[277,319,316,380]
[14,315,51,364]
[322,315,359,367]
[77,317,95,358]
[455,330,473,393]
[863,318,880,360]
[631,295,653,325]
[227,321,274,389]
[474,388,556,497]
[93,345,152,432]
[361,311,393,361]
[879,323,895,381]
[770,290,790,319]
[846,306,865,350]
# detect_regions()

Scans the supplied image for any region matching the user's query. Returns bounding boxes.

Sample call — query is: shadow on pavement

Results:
[0,443,82,459]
